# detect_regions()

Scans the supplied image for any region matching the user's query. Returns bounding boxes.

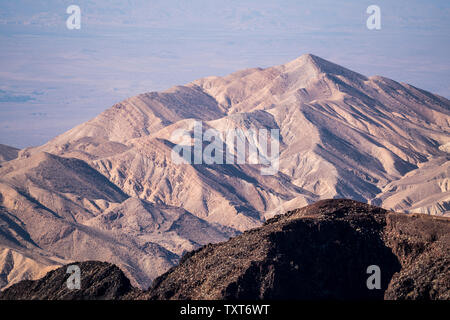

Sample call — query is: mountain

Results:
[0,152,235,289]
[142,199,450,300]
[25,54,450,217]
[0,261,139,300]
[0,144,19,163]
[1,200,448,300]
[1,53,449,290]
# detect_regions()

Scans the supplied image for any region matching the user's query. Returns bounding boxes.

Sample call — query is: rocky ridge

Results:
[1,200,448,300]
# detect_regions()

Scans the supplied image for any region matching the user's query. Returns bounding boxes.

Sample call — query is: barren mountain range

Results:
[0,54,449,291]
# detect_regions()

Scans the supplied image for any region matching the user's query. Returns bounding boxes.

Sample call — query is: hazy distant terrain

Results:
[0,54,448,290]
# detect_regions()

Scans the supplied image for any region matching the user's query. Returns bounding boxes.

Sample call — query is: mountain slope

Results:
[0,152,235,289]
[0,144,19,163]
[373,156,450,215]
[0,247,62,290]
[25,54,450,217]
[142,199,450,300]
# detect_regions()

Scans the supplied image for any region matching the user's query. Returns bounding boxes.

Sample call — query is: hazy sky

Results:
[1,0,449,148]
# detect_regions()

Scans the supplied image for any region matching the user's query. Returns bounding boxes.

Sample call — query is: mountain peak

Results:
[283,53,322,71]
[297,53,322,64]
[284,53,367,81]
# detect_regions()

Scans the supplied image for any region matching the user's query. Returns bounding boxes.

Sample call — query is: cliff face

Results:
[1,200,449,300]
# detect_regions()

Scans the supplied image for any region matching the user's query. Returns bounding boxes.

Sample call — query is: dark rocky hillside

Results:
[142,199,449,300]
[0,261,139,300]
[1,199,448,300]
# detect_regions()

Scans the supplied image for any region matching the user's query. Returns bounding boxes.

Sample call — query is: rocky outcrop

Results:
[143,199,449,300]
[1,199,448,300]
[0,261,139,300]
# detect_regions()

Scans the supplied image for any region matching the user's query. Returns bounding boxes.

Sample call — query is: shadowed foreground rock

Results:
[0,261,139,300]
[1,199,449,300]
